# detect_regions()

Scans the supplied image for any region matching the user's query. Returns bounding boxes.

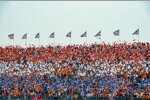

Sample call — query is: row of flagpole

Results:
[7,29,140,47]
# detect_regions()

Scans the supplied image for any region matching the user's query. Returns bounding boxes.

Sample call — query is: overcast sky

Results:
[0,1,150,47]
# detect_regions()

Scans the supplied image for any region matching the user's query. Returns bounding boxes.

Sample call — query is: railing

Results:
[0,95,149,100]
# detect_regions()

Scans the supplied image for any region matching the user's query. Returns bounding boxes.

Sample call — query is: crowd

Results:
[0,42,149,99]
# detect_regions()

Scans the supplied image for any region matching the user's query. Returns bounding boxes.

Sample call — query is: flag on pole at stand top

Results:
[49,32,55,38]
[95,31,101,37]
[8,33,14,39]
[113,30,120,36]
[35,32,40,38]
[81,31,87,37]
[22,33,27,39]
[133,29,139,35]
[66,32,71,37]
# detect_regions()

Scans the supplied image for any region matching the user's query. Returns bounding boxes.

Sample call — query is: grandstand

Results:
[0,42,149,100]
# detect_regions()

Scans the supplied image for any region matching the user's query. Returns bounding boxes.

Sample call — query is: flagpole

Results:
[86,31,87,44]
[138,28,140,42]
[70,37,72,45]
[13,38,14,47]
[26,38,27,48]
[138,34,139,42]
[6,38,9,46]
[100,37,101,44]
[39,37,40,47]
[86,37,87,44]
[100,32,102,44]
[13,33,14,46]
[54,37,55,46]
[71,31,72,45]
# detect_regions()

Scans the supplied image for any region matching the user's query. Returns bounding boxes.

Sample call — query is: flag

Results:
[95,31,101,37]
[113,30,119,36]
[8,34,14,39]
[66,32,71,37]
[22,33,27,39]
[35,33,40,38]
[133,29,139,35]
[81,31,87,37]
[49,32,55,38]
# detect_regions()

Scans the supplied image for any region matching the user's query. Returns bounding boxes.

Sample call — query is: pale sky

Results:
[0,1,150,47]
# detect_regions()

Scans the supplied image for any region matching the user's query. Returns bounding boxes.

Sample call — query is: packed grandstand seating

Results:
[0,42,149,99]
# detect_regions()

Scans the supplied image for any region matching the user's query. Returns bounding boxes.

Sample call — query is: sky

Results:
[0,1,150,47]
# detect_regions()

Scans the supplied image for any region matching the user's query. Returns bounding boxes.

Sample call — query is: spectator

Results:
[0,42,149,99]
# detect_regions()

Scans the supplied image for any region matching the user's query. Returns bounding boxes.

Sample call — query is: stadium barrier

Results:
[0,95,149,100]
